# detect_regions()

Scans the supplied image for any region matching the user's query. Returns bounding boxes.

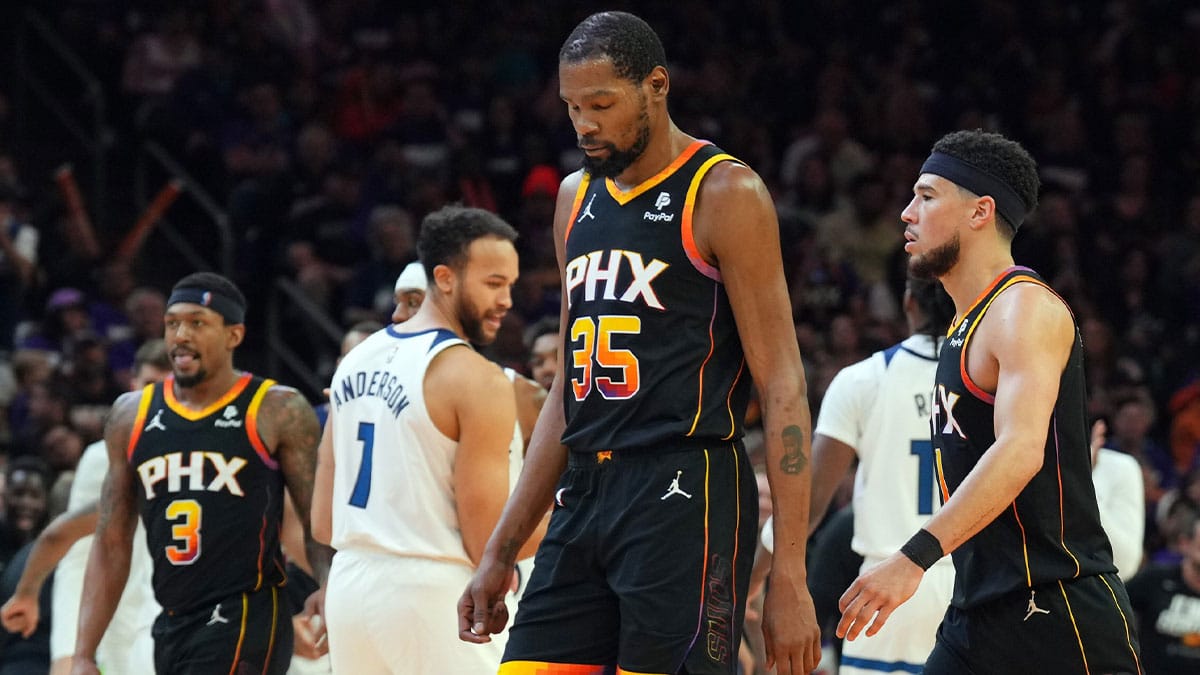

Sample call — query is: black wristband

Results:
[900,528,944,571]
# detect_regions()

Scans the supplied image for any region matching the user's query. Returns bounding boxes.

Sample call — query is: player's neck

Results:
[402,298,466,342]
[939,248,1015,319]
[610,123,692,191]
[171,367,241,409]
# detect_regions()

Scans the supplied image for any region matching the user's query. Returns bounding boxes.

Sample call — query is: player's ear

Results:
[226,323,245,349]
[646,66,669,100]
[433,263,457,294]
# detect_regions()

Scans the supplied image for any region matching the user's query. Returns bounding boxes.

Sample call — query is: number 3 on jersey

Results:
[570,315,642,401]
[165,498,201,565]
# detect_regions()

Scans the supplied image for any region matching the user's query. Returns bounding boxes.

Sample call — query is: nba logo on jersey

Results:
[654,191,671,210]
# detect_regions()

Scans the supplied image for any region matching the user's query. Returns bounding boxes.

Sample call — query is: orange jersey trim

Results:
[1012,503,1033,587]
[1052,416,1083,577]
[165,372,253,420]
[245,378,279,469]
[692,448,713,656]
[722,359,747,441]
[604,140,710,205]
[126,384,156,461]
[682,153,739,282]
[1057,580,1091,674]
[262,586,278,675]
[562,173,592,245]
[1096,574,1144,674]
[934,448,951,502]
[958,271,1055,404]
[686,286,720,436]
[228,592,249,675]
[618,669,670,675]
[499,663,610,674]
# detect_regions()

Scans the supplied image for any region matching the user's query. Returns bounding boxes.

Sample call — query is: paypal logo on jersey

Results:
[644,191,675,222]
[564,249,669,310]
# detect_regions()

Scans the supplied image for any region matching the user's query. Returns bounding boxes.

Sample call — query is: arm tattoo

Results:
[497,537,521,566]
[779,424,807,474]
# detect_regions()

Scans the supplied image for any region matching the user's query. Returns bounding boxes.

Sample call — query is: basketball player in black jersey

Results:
[71,272,330,675]
[459,11,820,675]
[837,130,1142,674]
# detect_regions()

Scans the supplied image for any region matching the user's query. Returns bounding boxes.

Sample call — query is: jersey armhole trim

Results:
[126,383,156,461]
[682,153,740,282]
[562,173,592,245]
[246,378,279,469]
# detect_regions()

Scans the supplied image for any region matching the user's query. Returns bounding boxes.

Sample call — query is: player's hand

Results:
[69,657,102,675]
[0,591,39,638]
[293,612,328,659]
[762,559,821,675]
[298,588,328,654]
[458,556,511,644]
[837,551,923,641]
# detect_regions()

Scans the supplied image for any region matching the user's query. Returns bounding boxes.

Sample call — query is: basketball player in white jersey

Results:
[807,278,957,674]
[0,340,170,675]
[312,206,544,674]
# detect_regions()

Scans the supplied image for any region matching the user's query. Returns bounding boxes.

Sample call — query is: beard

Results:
[909,231,961,279]
[173,367,208,388]
[581,108,651,178]
[455,291,495,346]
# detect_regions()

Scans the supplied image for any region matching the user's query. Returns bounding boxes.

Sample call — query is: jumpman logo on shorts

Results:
[660,470,692,500]
[207,603,230,626]
[144,409,167,432]
[577,193,597,223]
[1023,590,1050,621]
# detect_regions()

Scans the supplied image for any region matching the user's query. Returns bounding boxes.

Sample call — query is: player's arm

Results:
[808,434,856,535]
[71,393,140,672]
[808,366,868,534]
[837,284,1070,640]
[261,386,332,588]
[310,416,334,546]
[443,352,520,565]
[460,172,578,644]
[697,161,820,675]
[0,501,99,637]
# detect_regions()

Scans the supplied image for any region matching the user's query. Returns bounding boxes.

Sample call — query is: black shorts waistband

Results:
[567,438,739,468]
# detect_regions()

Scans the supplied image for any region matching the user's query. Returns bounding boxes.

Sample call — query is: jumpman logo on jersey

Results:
[1023,590,1050,621]
[144,409,167,432]
[577,193,597,223]
[660,470,692,500]
[207,603,230,626]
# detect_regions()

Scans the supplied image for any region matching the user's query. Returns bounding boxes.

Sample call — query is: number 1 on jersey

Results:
[910,440,935,515]
[349,422,374,508]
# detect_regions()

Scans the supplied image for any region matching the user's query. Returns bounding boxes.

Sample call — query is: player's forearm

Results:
[922,437,1041,556]
[761,377,814,566]
[303,539,334,586]
[807,435,856,535]
[14,526,82,596]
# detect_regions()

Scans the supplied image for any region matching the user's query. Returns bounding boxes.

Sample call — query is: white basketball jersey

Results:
[327,326,472,564]
[815,334,950,562]
[502,368,525,492]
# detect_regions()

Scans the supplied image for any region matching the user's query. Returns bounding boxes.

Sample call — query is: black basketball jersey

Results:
[932,266,1115,609]
[127,373,287,613]
[560,141,752,451]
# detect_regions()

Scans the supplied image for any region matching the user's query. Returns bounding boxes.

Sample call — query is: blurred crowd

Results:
[0,0,1198,670]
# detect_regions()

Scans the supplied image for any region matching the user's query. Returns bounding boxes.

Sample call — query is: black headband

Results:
[167,287,245,324]
[920,151,1028,231]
